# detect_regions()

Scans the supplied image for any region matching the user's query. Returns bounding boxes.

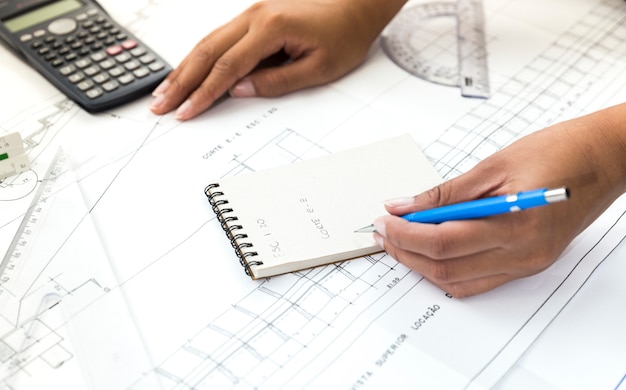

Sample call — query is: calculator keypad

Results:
[20,8,167,103]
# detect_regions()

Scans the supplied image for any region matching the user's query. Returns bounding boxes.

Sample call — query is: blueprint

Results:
[1,0,626,389]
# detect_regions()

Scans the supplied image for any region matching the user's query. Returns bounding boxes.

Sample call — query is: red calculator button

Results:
[106,45,122,56]
[121,39,137,50]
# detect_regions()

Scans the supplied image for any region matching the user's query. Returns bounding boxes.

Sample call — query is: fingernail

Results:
[373,218,386,237]
[174,100,192,120]
[149,93,166,110]
[152,79,170,96]
[230,78,256,97]
[384,197,414,207]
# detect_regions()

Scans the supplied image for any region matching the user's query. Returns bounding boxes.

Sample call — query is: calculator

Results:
[0,0,172,113]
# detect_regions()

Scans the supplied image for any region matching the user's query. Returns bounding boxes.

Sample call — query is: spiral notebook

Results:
[205,134,442,279]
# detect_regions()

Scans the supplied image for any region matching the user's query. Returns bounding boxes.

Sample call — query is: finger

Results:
[150,20,251,115]
[374,215,505,260]
[385,163,509,216]
[172,27,295,120]
[230,53,342,99]
[426,273,517,298]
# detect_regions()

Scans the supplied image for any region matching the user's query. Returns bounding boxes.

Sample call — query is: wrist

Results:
[343,0,407,42]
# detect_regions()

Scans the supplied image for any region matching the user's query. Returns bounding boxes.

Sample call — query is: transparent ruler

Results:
[1,148,158,389]
[0,148,69,301]
[381,0,490,98]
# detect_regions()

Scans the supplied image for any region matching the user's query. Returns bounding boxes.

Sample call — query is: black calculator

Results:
[0,0,172,112]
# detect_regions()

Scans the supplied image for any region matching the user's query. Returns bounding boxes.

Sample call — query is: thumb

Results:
[230,56,346,98]
[384,169,500,216]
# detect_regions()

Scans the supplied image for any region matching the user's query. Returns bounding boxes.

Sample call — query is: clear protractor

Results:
[381,2,461,87]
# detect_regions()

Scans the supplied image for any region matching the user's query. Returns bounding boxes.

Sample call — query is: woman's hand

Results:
[149,0,406,120]
[373,104,626,297]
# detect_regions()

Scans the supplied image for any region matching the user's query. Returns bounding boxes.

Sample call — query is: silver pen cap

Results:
[544,187,569,203]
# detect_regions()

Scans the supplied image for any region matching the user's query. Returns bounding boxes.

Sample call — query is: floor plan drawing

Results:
[1,0,625,389]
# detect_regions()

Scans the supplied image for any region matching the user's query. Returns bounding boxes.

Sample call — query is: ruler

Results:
[0,148,69,302]
[381,0,490,98]
[0,132,31,181]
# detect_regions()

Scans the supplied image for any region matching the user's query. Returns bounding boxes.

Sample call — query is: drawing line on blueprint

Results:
[616,373,626,390]
[136,252,423,389]
[222,129,331,178]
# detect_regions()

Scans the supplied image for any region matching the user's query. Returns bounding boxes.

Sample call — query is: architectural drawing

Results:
[1,0,625,389]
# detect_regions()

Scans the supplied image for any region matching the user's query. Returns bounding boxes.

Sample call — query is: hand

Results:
[149,0,406,120]
[373,104,626,297]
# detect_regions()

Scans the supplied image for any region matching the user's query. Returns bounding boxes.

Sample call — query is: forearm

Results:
[559,103,626,217]
[343,0,408,42]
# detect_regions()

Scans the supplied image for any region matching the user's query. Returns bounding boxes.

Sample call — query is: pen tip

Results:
[354,224,377,233]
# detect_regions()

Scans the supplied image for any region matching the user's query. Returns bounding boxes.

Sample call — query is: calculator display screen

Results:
[4,0,83,32]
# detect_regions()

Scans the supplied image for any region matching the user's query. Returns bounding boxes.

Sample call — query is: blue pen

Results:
[354,187,569,233]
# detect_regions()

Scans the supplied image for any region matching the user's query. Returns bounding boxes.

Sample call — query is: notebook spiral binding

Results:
[204,183,263,276]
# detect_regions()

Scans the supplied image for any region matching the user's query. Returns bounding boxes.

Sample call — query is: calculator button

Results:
[114,52,131,63]
[108,66,124,77]
[124,59,140,71]
[77,79,94,91]
[86,88,103,99]
[93,73,110,84]
[48,18,77,35]
[33,29,46,38]
[65,53,78,61]
[130,47,146,57]
[91,51,107,62]
[20,33,33,42]
[118,73,135,85]
[133,67,150,78]
[139,53,154,64]
[84,65,100,76]
[51,58,64,67]
[75,58,91,68]
[59,64,76,75]
[68,72,85,83]
[106,45,122,56]
[121,39,137,50]
[99,58,116,70]
[148,62,165,72]
[102,80,120,92]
